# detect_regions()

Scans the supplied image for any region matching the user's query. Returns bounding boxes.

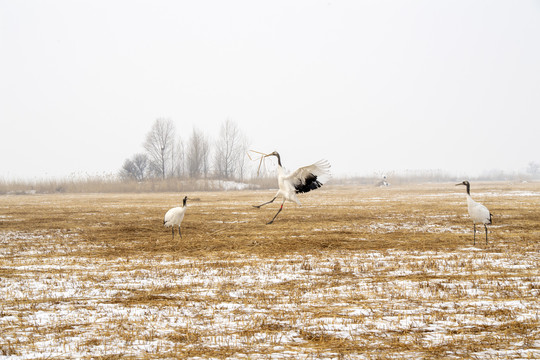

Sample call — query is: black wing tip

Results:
[295,173,323,194]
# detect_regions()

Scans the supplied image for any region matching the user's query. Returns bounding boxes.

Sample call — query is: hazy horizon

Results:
[2,1,539,180]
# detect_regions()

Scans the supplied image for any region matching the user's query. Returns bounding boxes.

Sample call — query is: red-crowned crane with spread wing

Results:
[253,151,331,224]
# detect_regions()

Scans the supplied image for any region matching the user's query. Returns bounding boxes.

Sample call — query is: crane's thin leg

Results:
[253,196,277,209]
[267,201,285,225]
[484,224,488,245]
[171,227,175,240]
[473,224,476,246]
[179,226,182,240]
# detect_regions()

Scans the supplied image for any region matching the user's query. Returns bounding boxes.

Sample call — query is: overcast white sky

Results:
[1,0,539,180]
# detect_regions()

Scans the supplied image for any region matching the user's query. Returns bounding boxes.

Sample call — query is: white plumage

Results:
[456,181,492,245]
[164,196,188,239]
[254,151,331,224]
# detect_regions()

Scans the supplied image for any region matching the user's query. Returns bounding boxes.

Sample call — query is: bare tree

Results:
[214,119,237,179]
[132,153,149,181]
[172,136,186,178]
[120,159,137,181]
[187,127,210,178]
[120,153,148,181]
[201,133,210,178]
[144,118,176,180]
[213,119,250,180]
[236,135,250,181]
[527,161,540,177]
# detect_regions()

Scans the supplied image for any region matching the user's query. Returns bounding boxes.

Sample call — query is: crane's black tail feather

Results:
[295,173,323,194]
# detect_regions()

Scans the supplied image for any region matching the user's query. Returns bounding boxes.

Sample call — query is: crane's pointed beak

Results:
[265,151,279,158]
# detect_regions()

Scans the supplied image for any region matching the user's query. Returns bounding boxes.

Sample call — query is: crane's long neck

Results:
[466,193,474,207]
[274,153,282,167]
[182,197,187,207]
[464,185,476,208]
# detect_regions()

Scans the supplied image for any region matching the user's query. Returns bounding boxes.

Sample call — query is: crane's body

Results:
[457,181,492,245]
[254,151,330,224]
[164,196,188,239]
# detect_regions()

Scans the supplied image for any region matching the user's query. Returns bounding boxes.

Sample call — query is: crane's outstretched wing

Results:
[286,160,331,194]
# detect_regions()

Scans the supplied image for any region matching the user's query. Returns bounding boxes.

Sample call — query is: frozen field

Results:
[1,182,539,358]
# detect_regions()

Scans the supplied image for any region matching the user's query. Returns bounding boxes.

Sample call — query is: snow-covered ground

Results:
[1,231,538,358]
[1,185,539,358]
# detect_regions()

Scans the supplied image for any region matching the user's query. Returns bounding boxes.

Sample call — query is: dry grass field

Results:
[1,182,539,359]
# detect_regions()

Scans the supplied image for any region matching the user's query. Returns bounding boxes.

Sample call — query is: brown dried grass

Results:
[1,182,539,358]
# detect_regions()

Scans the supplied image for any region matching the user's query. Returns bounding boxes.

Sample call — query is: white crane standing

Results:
[456,181,493,245]
[253,151,331,224]
[164,196,188,240]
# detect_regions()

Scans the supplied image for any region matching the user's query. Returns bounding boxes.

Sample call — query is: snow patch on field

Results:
[0,232,538,358]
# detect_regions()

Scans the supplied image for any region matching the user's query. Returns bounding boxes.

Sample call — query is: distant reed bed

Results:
[1,169,534,194]
[0,175,277,194]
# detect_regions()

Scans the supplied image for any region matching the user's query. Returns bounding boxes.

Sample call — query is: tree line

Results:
[120,118,250,182]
